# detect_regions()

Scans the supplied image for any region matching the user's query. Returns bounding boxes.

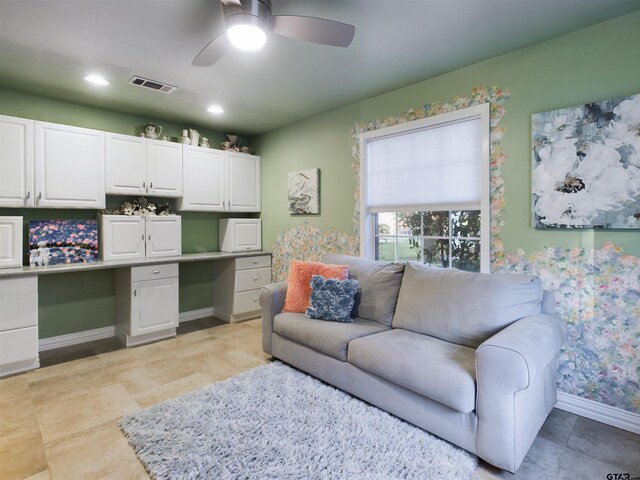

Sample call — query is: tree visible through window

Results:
[375,210,481,272]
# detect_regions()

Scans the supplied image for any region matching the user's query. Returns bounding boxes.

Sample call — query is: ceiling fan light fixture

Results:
[226,14,268,51]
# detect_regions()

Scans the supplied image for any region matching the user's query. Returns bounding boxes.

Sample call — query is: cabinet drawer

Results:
[0,326,38,366]
[0,277,37,297]
[233,290,260,315]
[131,263,178,282]
[235,267,272,293]
[236,255,271,271]
[0,293,38,331]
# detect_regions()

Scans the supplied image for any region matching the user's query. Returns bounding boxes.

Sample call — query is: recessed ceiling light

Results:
[207,104,224,114]
[84,74,110,86]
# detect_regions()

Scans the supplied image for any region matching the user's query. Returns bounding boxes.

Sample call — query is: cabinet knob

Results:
[253,277,258,281]
[148,235,151,240]
[153,270,160,274]
[25,191,31,201]
[134,290,137,297]
[141,234,145,240]
[150,182,153,189]
[142,181,146,189]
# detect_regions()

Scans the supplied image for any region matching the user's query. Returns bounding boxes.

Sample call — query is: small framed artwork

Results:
[29,220,99,266]
[531,93,640,229]
[288,168,320,215]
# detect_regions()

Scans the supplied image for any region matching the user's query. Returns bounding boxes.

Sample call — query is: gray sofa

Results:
[259,254,567,472]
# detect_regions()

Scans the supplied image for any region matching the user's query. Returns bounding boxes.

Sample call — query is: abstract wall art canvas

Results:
[288,168,320,215]
[29,220,99,266]
[532,93,640,229]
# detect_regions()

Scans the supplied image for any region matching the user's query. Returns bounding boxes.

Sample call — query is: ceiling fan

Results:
[192,0,356,66]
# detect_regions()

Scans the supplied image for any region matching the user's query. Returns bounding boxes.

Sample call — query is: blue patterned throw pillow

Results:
[305,275,359,323]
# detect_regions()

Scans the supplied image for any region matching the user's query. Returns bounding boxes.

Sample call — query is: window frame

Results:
[359,103,491,273]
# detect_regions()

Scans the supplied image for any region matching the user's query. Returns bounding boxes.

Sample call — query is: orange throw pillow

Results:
[283,260,349,313]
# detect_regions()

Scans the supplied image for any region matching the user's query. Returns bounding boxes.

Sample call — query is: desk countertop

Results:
[0,251,272,279]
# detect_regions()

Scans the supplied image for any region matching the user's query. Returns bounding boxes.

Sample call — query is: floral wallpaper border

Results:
[271,85,640,413]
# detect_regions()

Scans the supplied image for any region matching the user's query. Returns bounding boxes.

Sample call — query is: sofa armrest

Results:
[475,313,567,472]
[259,282,288,355]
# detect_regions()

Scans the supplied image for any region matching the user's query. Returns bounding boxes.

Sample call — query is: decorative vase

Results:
[180,129,190,144]
[200,137,210,148]
[189,129,200,146]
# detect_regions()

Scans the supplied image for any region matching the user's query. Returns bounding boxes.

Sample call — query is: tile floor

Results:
[1,317,638,480]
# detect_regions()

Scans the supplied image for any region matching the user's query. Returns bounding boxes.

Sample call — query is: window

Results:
[360,104,490,272]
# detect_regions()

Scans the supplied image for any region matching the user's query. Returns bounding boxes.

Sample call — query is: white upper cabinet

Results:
[227,152,260,212]
[146,140,182,198]
[105,134,182,198]
[179,147,260,212]
[105,133,146,195]
[179,145,225,211]
[34,121,105,209]
[0,115,34,207]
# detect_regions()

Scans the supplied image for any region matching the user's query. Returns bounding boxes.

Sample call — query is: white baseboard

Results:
[36,308,215,352]
[556,391,640,434]
[38,326,115,352]
[179,307,215,323]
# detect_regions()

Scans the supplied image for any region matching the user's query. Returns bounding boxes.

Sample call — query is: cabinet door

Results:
[0,216,22,268]
[179,145,225,211]
[0,115,34,207]
[146,140,182,197]
[131,277,178,336]
[226,152,260,212]
[145,215,182,258]
[99,215,145,261]
[34,122,105,209]
[105,133,146,195]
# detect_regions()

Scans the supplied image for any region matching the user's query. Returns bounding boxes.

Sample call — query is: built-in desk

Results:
[0,251,271,377]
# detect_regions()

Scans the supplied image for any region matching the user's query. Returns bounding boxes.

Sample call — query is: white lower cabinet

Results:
[213,254,271,322]
[0,277,39,376]
[115,263,178,347]
[100,215,182,261]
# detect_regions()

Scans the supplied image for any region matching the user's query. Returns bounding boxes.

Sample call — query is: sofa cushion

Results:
[305,276,359,323]
[282,260,349,313]
[348,329,477,413]
[393,262,543,348]
[274,312,388,361]
[322,254,405,326]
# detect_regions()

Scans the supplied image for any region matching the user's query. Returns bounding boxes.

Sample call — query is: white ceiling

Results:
[0,0,638,136]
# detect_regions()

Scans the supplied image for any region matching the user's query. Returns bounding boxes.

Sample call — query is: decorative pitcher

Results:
[143,123,162,139]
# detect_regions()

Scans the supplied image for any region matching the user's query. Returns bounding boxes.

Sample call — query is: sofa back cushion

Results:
[322,254,405,326]
[392,262,543,348]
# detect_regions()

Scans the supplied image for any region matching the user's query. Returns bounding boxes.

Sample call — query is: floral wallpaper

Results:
[271,85,640,413]
[272,224,358,281]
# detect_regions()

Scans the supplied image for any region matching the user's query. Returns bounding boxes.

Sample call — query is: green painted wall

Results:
[0,88,253,337]
[254,12,640,257]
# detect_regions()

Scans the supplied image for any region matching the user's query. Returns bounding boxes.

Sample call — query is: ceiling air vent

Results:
[128,75,177,94]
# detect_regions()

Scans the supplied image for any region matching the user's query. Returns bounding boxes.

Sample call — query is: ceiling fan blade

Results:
[192,33,228,67]
[271,15,355,47]
[220,0,242,6]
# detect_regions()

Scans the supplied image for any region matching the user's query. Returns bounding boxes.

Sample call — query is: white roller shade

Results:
[365,116,483,212]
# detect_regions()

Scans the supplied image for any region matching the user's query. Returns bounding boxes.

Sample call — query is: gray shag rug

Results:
[120,361,478,479]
